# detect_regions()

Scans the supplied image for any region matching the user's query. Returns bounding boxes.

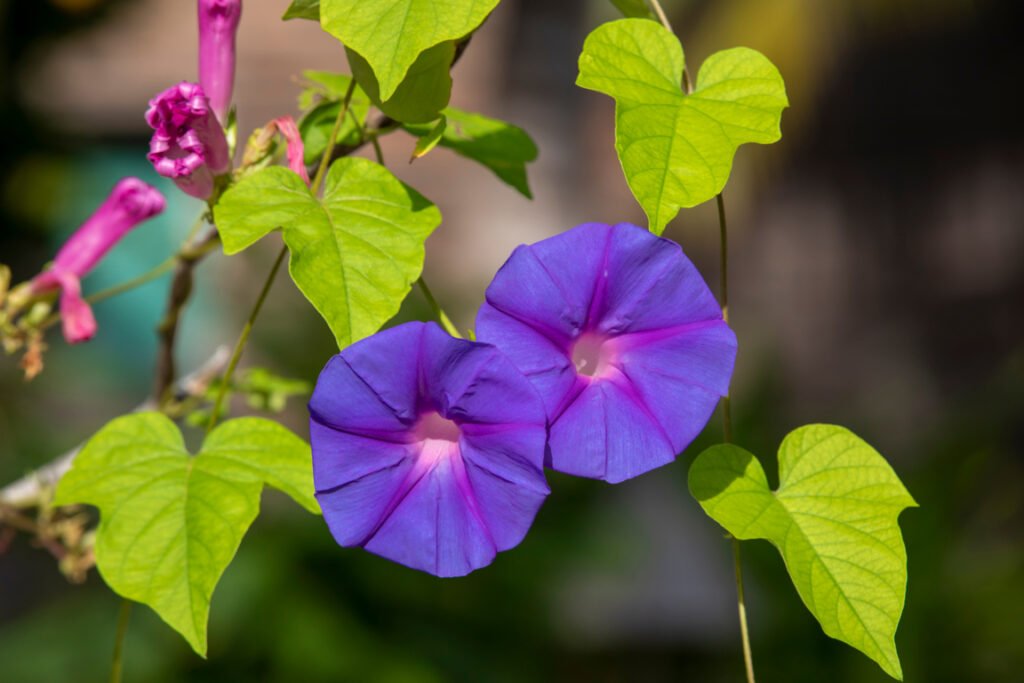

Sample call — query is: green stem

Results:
[717,192,733,442]
[205,245,287,433]
[310,79,356,195]
[647,0,692,92]
[733,537,756,683]
[110,599,132,683]
[717,191,754,683]
[370,133,385,165]
[416,277,460,338]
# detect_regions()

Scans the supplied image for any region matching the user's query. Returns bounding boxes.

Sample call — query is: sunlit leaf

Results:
[405,107,538,197]
[320,0,498,101]
[688,424,916,680]
[53,414,316,656]
[213,158,441,348]
[577,18,788,233]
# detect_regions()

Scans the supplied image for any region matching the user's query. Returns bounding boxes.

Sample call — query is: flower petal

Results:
[481,223,611,343]
[310,420,412,492]
[459,426,549,549]
[596,223,723,335]
[54,272,96,344]
[548,376,676,483]
[308,325,422,437]
[364,454,497,577]
[315,440,417,548]
[474,302,577,419]
[420,322,547,426]
[612,321,736,453]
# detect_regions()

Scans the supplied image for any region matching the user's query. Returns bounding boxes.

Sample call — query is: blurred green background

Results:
[1,0,1022,681]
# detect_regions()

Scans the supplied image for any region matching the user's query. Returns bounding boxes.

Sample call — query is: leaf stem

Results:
[717,191,754,683]
[717,192,733,442]
[647,0,692,92]
[110,598,132,683]
[648,0,673,32]
[732,536,756,683]
[417,277,460,338]
[310,79,356,195]
[205,245,287,433]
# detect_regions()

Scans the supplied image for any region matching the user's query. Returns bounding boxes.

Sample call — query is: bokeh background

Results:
[1,0,1022,681]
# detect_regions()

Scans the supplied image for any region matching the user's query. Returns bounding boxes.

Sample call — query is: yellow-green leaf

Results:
[577,18,788,233]
[53,414,316,656]
[213,158,441,349]
[688,425,917,679]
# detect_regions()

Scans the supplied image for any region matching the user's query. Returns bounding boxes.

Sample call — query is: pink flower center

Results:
[571,333,612,378]
[415,411,461,443]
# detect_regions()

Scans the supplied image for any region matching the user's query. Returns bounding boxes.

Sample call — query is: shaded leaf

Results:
[53,414,316,656]
[347,42,454,124]
[213,158,441,348]
[688,425,916,680]
[282,0,319,21]
[296,70,362,110]
[609,0,656,20]
[405,107,538,197]
[297,79,372,164]
[577,18,788,233]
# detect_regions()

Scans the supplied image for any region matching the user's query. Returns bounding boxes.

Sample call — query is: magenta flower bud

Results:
[31,178,165,343]
[146,82,231,200]
[270,116,310,184]
[198,0,241,124]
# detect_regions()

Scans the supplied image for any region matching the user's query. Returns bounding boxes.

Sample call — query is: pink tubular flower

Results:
[146,82,230,200]
[31,178,165,343]
[198,0,241,124]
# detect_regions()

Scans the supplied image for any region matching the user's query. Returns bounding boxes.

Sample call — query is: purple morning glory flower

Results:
[198,0,241,124]
[31,178,165,343]
[145,82,230,200]
[309,321,550,577]
[476,222,737,484]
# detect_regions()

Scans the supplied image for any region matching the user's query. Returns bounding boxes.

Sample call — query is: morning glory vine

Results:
[0,1,915,681]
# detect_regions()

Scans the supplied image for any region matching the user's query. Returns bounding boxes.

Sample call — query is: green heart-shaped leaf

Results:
[320,0,498,101]
[53,413,317,656]
[213,158,441,349]
[689,424,916,680]
[577,18,788,233]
